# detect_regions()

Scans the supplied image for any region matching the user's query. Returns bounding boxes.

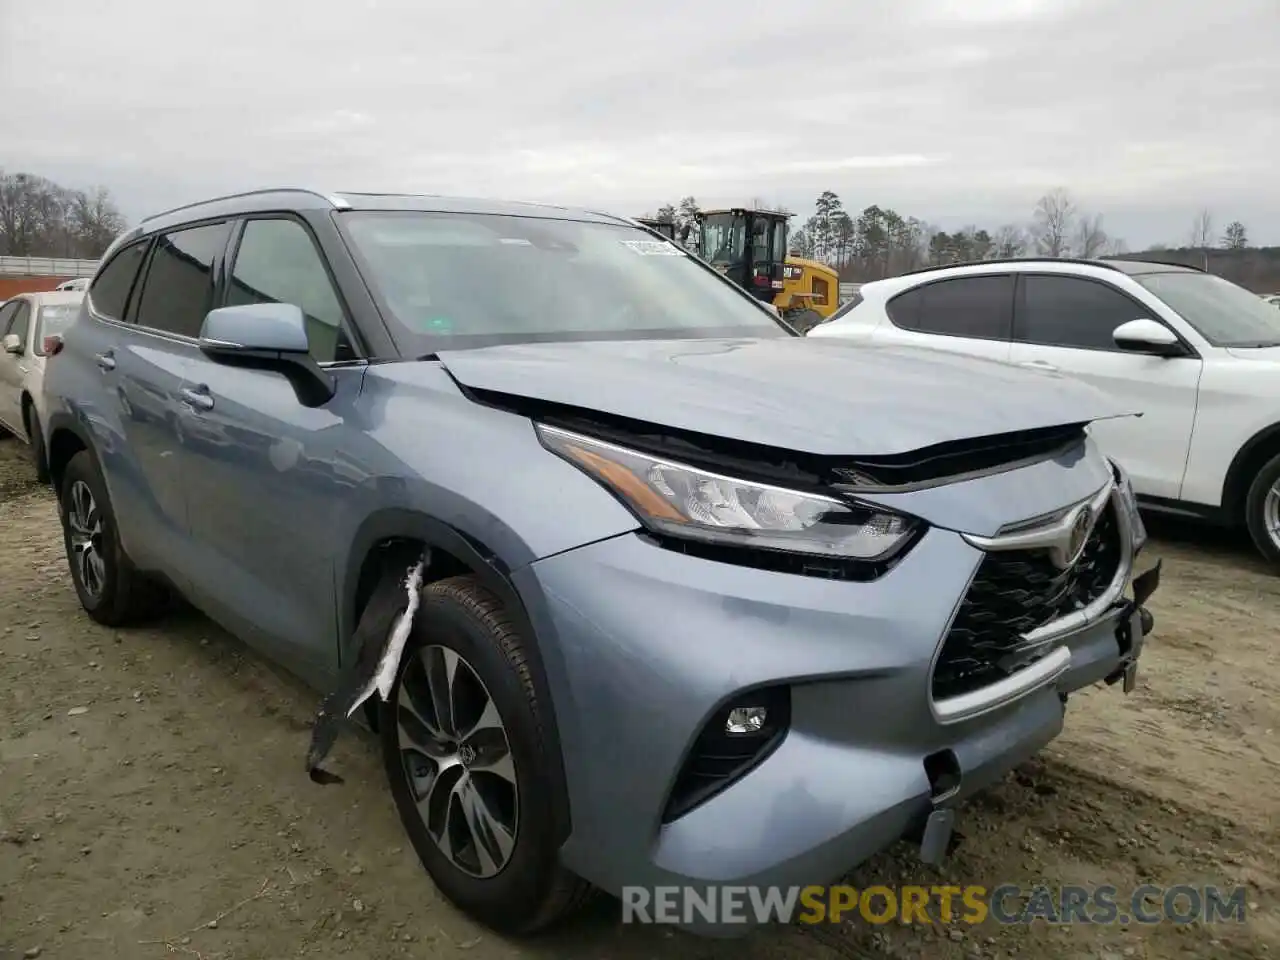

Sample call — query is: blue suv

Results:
[40,188,1160,935]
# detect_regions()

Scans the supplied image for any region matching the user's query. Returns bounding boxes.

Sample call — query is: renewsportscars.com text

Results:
[621,883,1248,926]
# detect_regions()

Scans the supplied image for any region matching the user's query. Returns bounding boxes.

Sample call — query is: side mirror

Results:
[198,303,335,407]
[2,334,22,355]
[1112,319,1186,358]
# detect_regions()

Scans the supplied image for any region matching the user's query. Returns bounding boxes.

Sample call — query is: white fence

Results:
[0,256,99,278]
[839,282,863,303]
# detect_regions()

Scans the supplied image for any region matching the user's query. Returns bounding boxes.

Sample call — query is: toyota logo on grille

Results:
[1053,506,1096,570]
[457,743,477,767]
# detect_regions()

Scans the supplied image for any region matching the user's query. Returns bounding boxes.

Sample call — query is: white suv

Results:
[810,257,1280,566]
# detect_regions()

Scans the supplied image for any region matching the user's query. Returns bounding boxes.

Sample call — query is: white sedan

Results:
[0,290,84,482]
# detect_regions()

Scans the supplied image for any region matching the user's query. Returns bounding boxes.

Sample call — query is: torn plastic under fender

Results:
[305,554,428,784]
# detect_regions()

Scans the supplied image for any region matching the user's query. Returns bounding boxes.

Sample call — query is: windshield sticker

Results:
[620,239,685,256]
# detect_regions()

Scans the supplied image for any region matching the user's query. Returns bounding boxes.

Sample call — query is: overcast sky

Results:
[2,0,1276,248]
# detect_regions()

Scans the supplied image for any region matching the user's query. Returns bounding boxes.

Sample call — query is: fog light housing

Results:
[725,706,768,734]
[662,686,791,822]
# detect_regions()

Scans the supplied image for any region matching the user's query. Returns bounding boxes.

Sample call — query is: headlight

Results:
[536,424,918,561]
[1110,458,1147,553]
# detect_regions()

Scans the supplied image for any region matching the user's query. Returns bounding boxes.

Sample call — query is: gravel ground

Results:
[1,436,1277,960]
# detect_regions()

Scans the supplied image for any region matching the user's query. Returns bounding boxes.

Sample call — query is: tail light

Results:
[43,336,63,356]
[752,274,772,287]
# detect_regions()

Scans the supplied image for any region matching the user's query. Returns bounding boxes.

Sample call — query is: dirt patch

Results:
[1,437,1277,959]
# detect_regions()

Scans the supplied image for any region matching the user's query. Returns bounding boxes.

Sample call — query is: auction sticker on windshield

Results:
[620,240,685,256]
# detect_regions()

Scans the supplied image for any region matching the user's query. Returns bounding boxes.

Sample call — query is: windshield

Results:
[1135,272,1280,347]
[339,212,788,353]
[700,214,745,265]
[35,302,81,353]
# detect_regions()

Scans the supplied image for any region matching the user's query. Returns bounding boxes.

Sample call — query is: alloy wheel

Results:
[395,644,518,879]
[67,479,106,599]
[1265,481,1280,552]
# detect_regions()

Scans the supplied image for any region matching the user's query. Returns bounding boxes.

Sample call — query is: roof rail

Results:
[1098,254,1206,272]
[899,256,1129,278]
[139,187,349,224]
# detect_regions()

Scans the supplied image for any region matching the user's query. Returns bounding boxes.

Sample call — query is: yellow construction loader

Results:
[692,208,840,333]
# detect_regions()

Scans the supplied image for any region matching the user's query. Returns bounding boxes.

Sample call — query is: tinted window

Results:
[134,223,230,338]
[89,240,149,322]
[227,218,352,363]
[1017,275,1146,351]
[888,275,1012,339]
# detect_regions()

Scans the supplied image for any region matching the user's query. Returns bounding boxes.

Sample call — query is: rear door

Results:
[105,220,233,580]
[872,274,1015,363]
[176,214,366,686]
[1008,273,1203,499]
[0,300,25,433]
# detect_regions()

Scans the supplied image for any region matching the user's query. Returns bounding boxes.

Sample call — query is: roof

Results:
[897,256,1204,280]
[699,208,793,219]
[6,290,84,307]
[785,255,838,274]
[132,187,632,239]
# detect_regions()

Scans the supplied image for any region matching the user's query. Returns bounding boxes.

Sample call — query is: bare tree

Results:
[1030,188,1077,257]
[70,187,126,255]
[0,170,125,257]
[1189,208,1214,248]
[992,224,1027,258]
[1221,221,1248,250]
[1074,213,1110,258]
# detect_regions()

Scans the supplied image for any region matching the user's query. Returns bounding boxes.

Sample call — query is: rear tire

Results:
[58,451,168,625]
[24,403,50,484]
[1244,452,1280,569]
[376,574,591,934]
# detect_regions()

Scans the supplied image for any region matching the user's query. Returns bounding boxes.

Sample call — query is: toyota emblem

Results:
[1066,509,1093,565]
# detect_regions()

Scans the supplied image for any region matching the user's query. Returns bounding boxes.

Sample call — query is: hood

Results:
[436,337,1136,457]
[1226,345,1280,362]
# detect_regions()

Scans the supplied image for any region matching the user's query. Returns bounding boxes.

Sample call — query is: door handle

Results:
[180,387,214,412]
[1019,359,1059,373]
[95,352,116,371]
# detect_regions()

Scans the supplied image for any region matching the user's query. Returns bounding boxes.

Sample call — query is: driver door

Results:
[1008,273,1203,499]
[0,300,30,436]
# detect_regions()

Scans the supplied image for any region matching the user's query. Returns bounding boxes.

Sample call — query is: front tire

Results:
[1244,452,1280,568]
[376,575,591,934]
[58,451,167,625]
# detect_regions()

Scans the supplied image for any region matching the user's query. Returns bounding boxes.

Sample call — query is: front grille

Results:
[932,501,1123,701]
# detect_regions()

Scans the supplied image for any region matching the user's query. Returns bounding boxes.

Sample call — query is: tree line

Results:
[642,188,1259,285]
[1,170,1266,287]
[0,171,127,259]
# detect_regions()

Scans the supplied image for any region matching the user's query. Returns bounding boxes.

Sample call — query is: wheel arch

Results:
[44,412,96,499]
[341,508,573,845]
[1222,422,1280,524]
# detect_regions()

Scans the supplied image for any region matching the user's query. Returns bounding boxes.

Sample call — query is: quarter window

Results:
[226,218,353,363]
[887,275,1013,340]
[89,240,150,322]
[133,222,231,337]
[1016,275,1149,351]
